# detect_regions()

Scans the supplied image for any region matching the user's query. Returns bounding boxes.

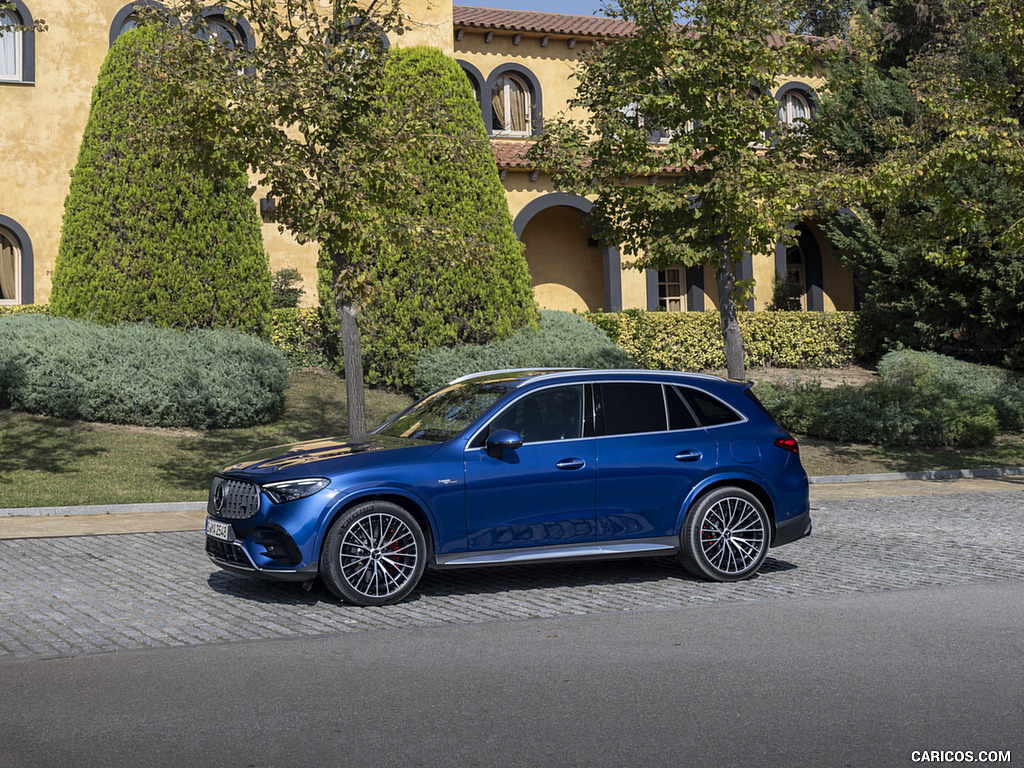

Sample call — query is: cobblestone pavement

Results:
[1,490,1022,661]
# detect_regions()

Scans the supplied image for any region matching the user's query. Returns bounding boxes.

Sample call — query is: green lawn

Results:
[0,370,411,509]
[1,369,1021,509]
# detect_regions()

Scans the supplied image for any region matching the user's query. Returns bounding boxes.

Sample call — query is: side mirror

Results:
[486,428,523,459]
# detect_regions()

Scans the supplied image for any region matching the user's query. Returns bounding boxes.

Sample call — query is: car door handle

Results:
[674,450,703,462]
[556,458,587,470]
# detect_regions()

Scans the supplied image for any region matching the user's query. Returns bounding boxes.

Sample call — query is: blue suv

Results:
[206,369,811,606]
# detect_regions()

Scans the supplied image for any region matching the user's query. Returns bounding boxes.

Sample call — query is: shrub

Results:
[876,349,1024,430]
[0,314,287,429]
[414,310,635,397]
[271,268,306,310]
[51,26,271,337]
[588,310,862,370]
[755,380,999,447]
[270,307,339,370]
[753,351,1015,448]
[0,304,49,318]
[320,46,537,391]
[766,273,805,311]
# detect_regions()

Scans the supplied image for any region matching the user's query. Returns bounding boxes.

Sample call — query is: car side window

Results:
[596,382,667,435]
[666,386,700,430]
[486,386,584,444]
[679,387,743,426]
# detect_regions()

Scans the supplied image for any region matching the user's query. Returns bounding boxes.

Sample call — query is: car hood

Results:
[218,434,441,475]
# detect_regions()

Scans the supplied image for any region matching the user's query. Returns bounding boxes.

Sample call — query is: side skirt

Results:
[433,537,679,569]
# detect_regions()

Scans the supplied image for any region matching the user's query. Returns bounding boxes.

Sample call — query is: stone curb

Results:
[0,501,207,519]
[807,466,1024,484]
[2,466,1022,519]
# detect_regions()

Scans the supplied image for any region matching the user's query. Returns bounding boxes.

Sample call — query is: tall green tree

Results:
[531,0,830,379]
[137,2,533,436]
[52,25,271,336]
[816,0,1024,366]
[347,46,535,390]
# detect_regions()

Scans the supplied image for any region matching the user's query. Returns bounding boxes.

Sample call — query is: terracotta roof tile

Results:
[491,139,534,169]
[454,6,635,38]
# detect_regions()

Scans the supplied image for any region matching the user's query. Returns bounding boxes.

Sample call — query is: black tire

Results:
[679,487,770,582]
[320,501,426,606]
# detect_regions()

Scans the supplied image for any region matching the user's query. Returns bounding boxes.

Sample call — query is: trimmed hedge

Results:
[0,314,287,429]
[319,45,537,391]
[0,305,49,317]
[414,310,635,397]
[586,310,861,370]
[754,350,1023,447]
[52,26,272,337]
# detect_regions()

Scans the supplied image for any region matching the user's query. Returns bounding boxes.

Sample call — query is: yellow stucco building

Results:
[0,1,854,313]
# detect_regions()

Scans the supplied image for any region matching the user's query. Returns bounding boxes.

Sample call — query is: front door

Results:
[464,385,596,551]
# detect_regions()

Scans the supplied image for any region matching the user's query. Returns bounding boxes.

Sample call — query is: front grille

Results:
[208,476,262,520]
[206,536,254,569]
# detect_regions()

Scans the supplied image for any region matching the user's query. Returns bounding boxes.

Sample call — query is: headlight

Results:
[261,477,330,504]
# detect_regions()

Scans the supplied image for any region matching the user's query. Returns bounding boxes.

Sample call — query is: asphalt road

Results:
[1,483,1022,767]
[1,582,1021,768]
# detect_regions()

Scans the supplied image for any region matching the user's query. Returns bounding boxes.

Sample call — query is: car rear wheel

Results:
[320,501,426,606]
[679,487,770,581]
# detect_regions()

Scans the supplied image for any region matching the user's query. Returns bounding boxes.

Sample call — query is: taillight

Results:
[775,436,799,454]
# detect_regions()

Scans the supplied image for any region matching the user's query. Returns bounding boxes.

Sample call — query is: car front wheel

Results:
[320,501,426,606]
[679,487,770,581]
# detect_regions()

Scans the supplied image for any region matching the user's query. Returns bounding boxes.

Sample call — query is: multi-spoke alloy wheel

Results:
[679,487,770,581]
[321,501,426,606]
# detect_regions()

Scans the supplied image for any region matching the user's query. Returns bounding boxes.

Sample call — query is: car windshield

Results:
[374,379,520,442]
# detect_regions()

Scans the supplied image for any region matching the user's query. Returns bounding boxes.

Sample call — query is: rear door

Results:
[594,382,718,540]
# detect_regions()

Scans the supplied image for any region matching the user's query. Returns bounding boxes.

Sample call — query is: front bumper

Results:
[205,516,319,582]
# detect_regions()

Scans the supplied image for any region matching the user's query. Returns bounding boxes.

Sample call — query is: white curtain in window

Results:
[509,77,527,134]
[0,233,17,301]
[0,13,20,78]
[491,79,507,131]
[780,92,809,125]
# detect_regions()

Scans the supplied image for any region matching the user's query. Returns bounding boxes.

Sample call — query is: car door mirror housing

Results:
[486,428,523,459]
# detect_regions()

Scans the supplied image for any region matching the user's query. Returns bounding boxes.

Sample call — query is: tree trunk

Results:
[715,243,746,381]
[336,297,367,442]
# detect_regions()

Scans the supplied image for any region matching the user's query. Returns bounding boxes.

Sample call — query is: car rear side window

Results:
[679,387,743,427]
[666,386,700,430]
[596,382,667,435]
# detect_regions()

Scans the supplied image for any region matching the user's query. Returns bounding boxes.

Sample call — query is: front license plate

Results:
[205,518,233,541]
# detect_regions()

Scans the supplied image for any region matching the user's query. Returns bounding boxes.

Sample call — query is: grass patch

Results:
[797,432,1024,477]
[2,367,1021,509]
[0,370,411,509]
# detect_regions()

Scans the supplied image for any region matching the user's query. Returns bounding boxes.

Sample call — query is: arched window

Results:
[777,89,810,126]
[200,13,244,49]
[460,65,481,103]
[0,226,22,305]
[491,73,533,136]
[0,1,34,84]
[198,9,252,50]
[110,4,254,50]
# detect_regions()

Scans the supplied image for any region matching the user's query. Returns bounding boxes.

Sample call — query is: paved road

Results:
[0,483,1022,660]
[0,482,1022,767]
[1,581,1021,768]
